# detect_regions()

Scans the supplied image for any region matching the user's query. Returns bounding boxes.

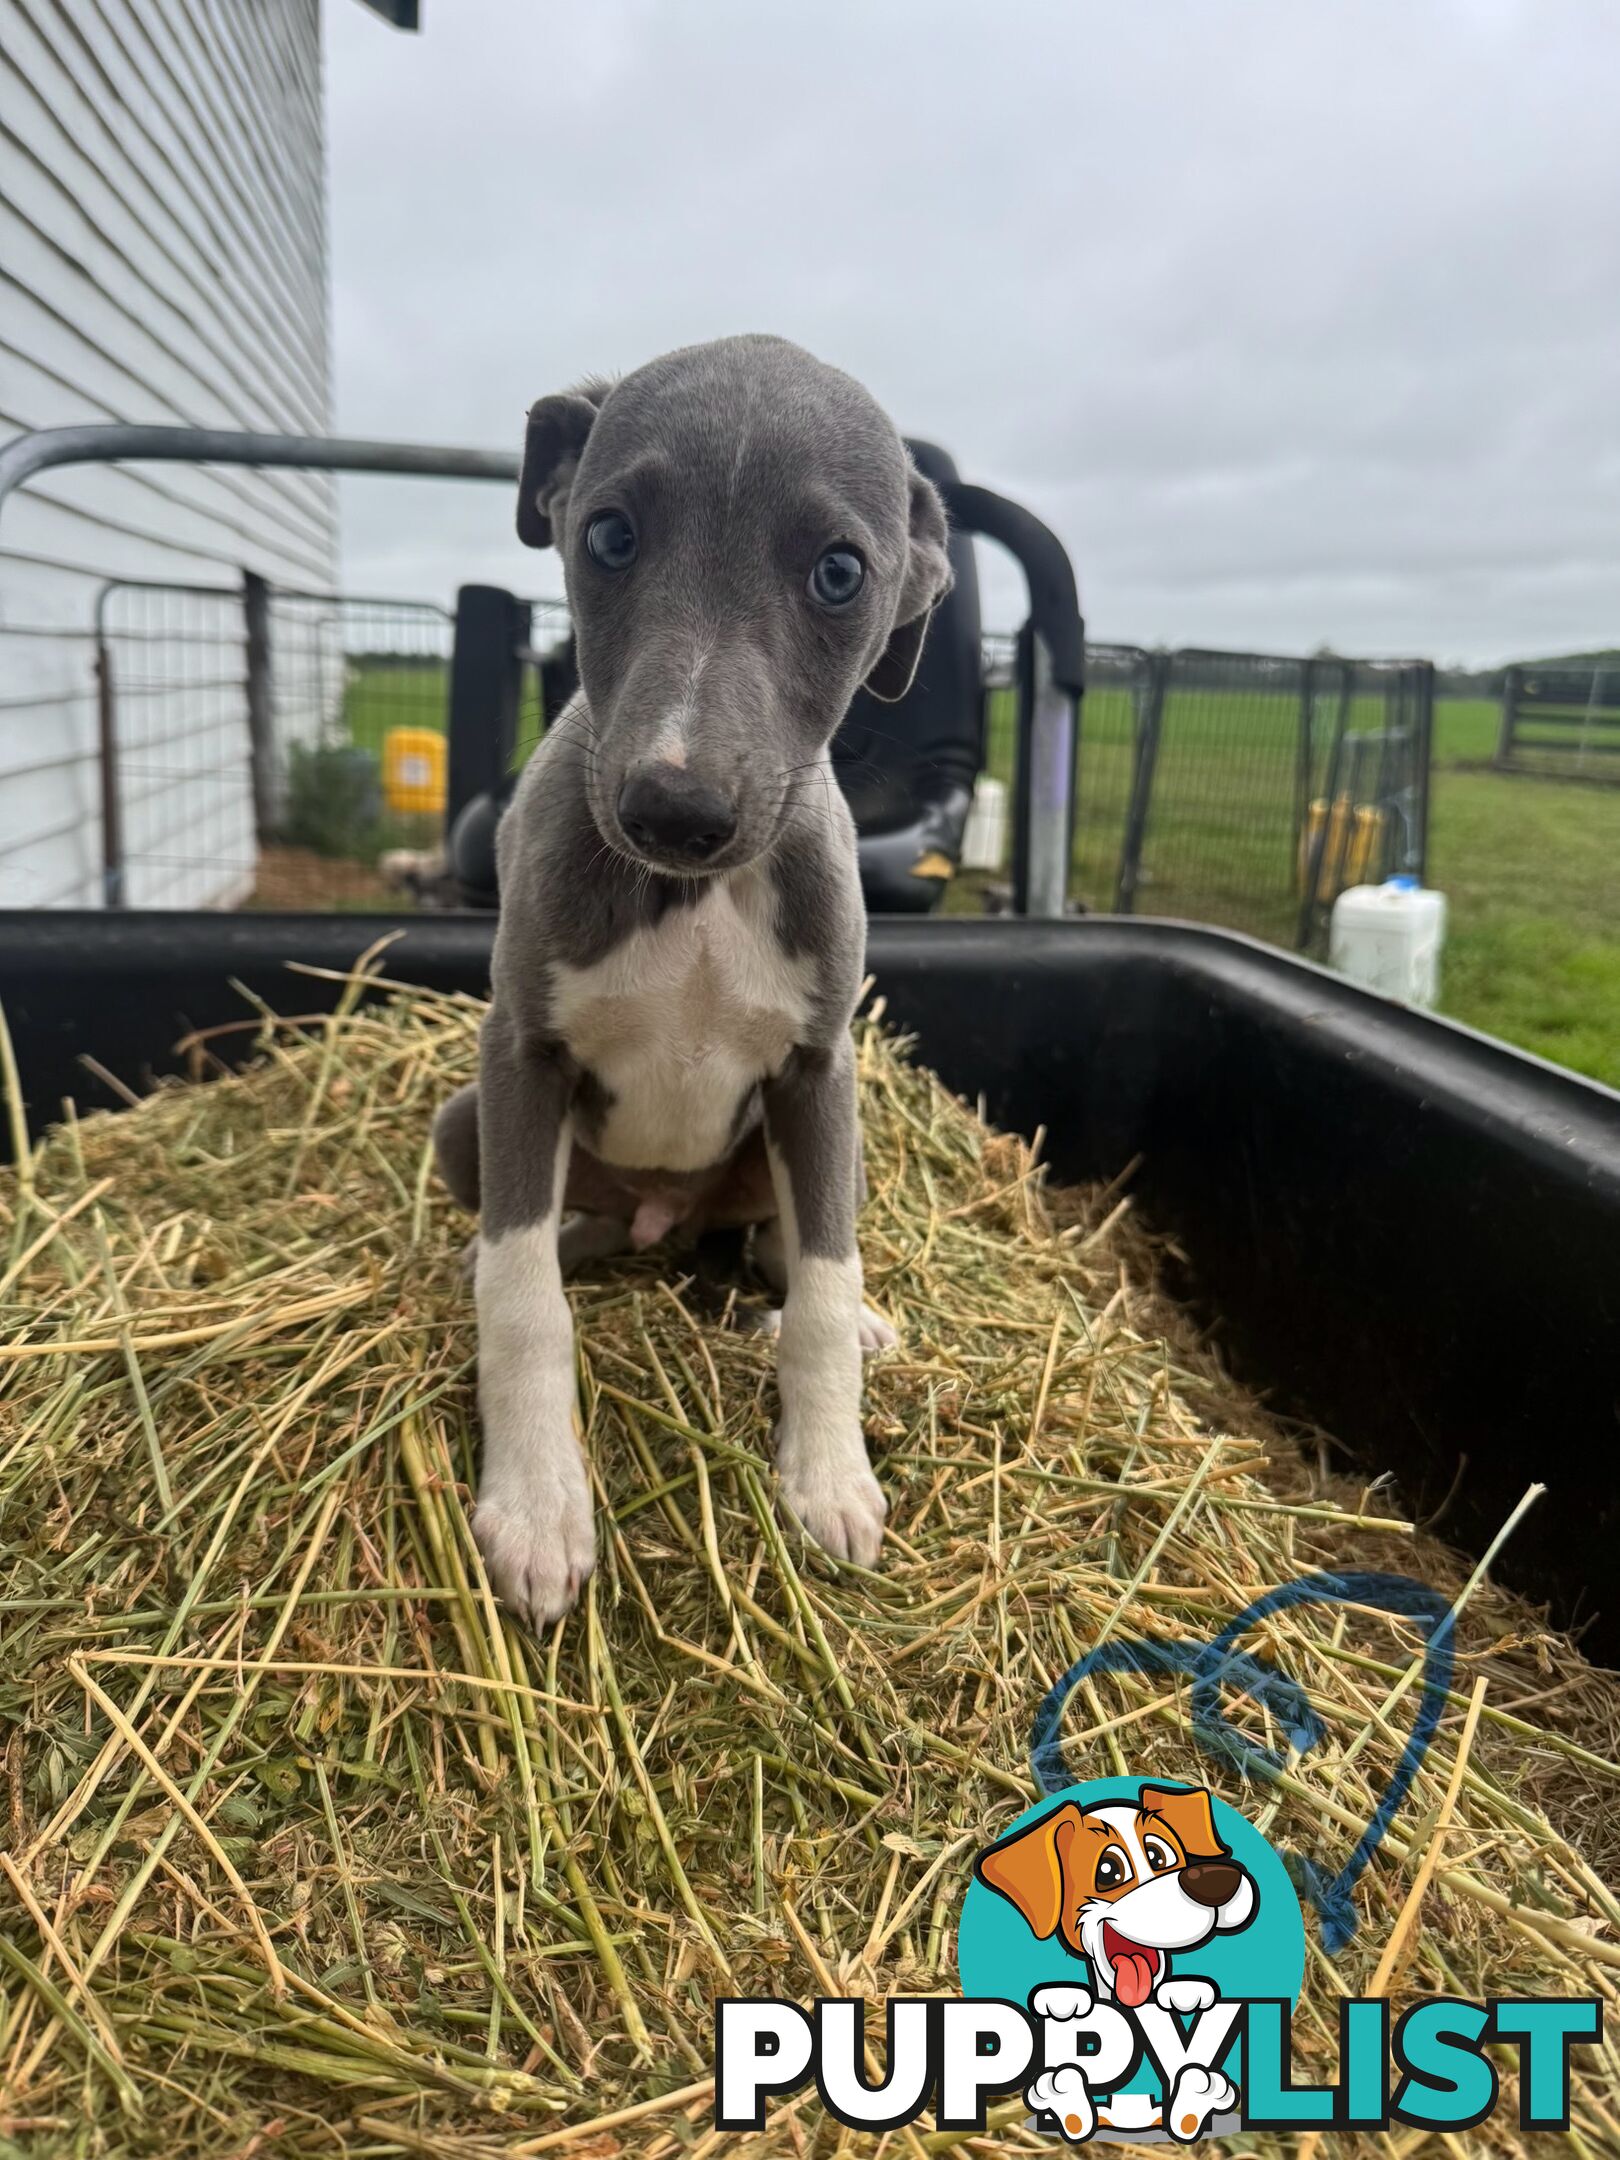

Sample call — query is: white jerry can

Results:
[961,775,1010,872]
[1329,875,1447,1008]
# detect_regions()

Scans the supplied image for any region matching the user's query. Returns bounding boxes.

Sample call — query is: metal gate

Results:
[1070,647,1433,951]
[90,578,456,909]
[1495,664,1620,781]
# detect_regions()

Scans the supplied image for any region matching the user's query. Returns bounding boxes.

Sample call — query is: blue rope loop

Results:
[1027,1570,1456,1954]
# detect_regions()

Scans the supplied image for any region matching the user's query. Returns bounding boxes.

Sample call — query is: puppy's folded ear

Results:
[863,465,954,703]
[974,1802,1081,1940]
[517,378,611,549]
[1139,1784,1228,1862]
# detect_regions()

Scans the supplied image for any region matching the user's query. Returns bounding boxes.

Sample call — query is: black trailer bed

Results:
[2,910,1615,1659]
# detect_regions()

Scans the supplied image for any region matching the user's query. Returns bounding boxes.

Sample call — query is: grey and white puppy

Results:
[432,334,952,1629]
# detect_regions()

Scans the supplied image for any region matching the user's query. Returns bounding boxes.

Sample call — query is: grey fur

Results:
[762,1043,860,1261]
[431,1082,480,1213]
[438,335,944,1627]
[473,1013,571,1241]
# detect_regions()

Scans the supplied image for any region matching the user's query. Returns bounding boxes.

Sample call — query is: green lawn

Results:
[334,658,1618,1089]
[970,685,1618,1088]
[341,657,544,766]
[1424,701,1620,1085]
[341,658,451,761]
[978,679,1421,946]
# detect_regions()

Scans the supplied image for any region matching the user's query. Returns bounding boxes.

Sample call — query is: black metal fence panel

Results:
[1082,649,1432,951]
[969,639,1431,947]
[1495,664,1620,782]
[1071,643,1155,917]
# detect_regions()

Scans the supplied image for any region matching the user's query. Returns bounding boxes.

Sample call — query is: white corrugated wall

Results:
[0,0,338,907]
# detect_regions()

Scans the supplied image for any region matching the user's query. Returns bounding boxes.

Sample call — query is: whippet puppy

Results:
[433,334,952,1629]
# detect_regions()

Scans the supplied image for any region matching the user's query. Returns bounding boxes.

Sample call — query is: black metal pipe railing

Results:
[0,425,519,510]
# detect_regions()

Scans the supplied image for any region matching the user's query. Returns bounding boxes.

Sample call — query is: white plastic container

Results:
[961,775,1009,872]
[1329,875,1447,1008]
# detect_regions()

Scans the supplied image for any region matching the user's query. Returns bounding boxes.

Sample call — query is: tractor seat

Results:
[830,440,984,912]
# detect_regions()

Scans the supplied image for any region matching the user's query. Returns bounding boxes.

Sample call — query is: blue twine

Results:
[1027,1570,1455,1953]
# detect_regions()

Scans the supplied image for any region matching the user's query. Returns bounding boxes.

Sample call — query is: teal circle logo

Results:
[958,1778,1305,2138]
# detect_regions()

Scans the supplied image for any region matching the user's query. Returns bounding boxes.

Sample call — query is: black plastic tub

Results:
[3,909,1617,1660]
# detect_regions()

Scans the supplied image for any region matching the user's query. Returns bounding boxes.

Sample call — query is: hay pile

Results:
[1,961,1617,2158]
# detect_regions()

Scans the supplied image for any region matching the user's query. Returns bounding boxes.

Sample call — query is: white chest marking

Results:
[550,872,813,1172]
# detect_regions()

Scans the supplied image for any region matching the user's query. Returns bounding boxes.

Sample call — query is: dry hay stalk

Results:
[0,962,1617,2158]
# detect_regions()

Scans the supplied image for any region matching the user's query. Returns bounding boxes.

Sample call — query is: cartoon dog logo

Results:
[976,1781,1256,2006]
[975,1783,1256,2141]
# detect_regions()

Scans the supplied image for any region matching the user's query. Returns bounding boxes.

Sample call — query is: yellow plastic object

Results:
[1299,796,1386,899]
[910,850,956,881]
[1346,803,1385,886]
[381,727,447,816]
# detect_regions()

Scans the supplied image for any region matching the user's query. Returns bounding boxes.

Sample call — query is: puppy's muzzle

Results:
[617,767,738,866]
[1178,1860,1242,1908]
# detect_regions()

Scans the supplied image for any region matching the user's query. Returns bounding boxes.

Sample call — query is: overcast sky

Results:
[325,0,1618,664]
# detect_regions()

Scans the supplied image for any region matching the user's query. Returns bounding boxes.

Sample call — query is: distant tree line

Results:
[1437,648,1619,698]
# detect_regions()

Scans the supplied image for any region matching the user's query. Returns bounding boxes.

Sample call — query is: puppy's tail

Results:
[432,1083,481,1213]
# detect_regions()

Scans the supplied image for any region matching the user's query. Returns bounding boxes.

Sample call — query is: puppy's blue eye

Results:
[586,512,637,570]
[810,547,865,606]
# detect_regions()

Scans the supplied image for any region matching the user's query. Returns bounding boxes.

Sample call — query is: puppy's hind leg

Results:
[558,1212,632,1274]
[432,1082,482,1212]
[753,1217,898,1355]
[466,1212,628,1288]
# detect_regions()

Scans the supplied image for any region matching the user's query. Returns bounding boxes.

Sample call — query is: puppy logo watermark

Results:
[714,1772,1601,2145]
[958,1776,1295,2142]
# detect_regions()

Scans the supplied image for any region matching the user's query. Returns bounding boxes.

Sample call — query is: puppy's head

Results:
[516,334,952,877]
[975,1785,1256,2008]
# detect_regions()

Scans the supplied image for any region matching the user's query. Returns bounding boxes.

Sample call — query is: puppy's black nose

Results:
[1179,1861,1243,1909]
[617,768,738,864]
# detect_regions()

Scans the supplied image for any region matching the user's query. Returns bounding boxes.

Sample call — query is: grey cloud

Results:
[326,0,1620,662]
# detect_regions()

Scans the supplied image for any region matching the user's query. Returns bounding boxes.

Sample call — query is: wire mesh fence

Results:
[8,581,572,913]
[86,581,456,909]
[518,602,574,769]
[7,573,1431,949]
[95,582,254,910]
[1070,642,1155,919]
[0,611,132,910]
[1495,664,1620,783]
[1118,651,1431,951]
[981,641,1432,950]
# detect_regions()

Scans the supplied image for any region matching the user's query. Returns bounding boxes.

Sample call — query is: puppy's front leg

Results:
[471,1015,594,1628]
[762,1044,887,1566]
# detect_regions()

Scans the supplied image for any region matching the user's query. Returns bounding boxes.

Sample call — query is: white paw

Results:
[1031,1984,1094,2023]
[776,1433,887,1567]
[1165,2064,1238,2143]
[472,1461,595,1630]
[857,1303,898,1354]
[1155,1976,1217,2016]
[1026,2065,1094,2143]
[752,1304,897,1357]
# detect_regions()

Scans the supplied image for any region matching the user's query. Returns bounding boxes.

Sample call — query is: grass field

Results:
[340,656,452,761]
[1423,701,1619,1086]
[341,656,543,767]
[332,659,1618,1088]
[970,685,1618,1088]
